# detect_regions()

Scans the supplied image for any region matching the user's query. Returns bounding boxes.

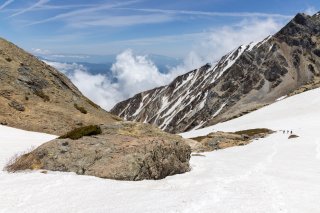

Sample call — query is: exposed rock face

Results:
[0,38,120,135]
[7,122,191,181]
[111,12,320,133]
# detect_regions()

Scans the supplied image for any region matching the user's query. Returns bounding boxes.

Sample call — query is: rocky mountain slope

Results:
[0,38,120,135]
[111,12,320,134]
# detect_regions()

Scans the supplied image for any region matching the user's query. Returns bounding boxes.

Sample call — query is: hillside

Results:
[2,87,320,212]
[111,12,320,133]
[0,38,120,135]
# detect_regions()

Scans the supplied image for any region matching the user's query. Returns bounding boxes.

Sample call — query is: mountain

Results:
[0,37,120,135]
[111,12,320,134]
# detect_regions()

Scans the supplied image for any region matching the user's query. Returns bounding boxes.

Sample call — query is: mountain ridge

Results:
[111,12,320,134]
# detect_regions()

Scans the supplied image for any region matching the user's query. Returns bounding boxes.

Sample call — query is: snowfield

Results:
[1,88,320,212]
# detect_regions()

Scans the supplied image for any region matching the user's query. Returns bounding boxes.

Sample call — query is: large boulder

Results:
[6,122,191,181]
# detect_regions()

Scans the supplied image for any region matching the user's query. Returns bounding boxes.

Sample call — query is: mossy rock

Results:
[59,125,102,140]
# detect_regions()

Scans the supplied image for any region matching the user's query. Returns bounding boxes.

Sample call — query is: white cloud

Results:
[110,49,194,97]
[31,48,51,55]
[69,14,173,28]
[153,18,284,79]
[111,49,168,97]
[10,0,49,17]
[0,0,14,10]
[121,8,292,19]
[49,54,90,59]
[304,6,317,15]
[198,18,283,62]
[167,51,205,77]
[27,0,140,26]
[69,70,121,110]
[44,60,122,110]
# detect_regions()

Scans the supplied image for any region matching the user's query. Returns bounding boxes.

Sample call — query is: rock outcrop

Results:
[0,38,120,135]
[111,12,320,134]
[188,128,273,153]
[6,122,191,181]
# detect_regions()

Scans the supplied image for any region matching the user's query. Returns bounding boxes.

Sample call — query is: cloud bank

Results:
[45,18,284,111]
[196,18,283,63]
[44,50,185,110]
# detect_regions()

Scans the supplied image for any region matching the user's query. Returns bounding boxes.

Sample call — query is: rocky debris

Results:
[0,37,120,135]
[288,134,299,139]
[8,100,25,112]
[111,12,320,134]
[188,128,273,153]
[0,121,7,125]
[6,122,191,181]
[0,90,12,99]
[58,125,101,140]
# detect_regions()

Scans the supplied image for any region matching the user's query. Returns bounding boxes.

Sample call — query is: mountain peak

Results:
[292,13,309,25]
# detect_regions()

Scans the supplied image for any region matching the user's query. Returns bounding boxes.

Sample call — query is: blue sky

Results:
[0,0,319,59]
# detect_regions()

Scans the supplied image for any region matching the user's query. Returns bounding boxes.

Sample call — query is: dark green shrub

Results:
[59,125,102,140]
[74,104,87,114]
[234,128,272,137]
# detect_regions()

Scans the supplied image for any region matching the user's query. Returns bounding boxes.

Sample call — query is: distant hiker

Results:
[283,130,285,134]
[290,130,293,134]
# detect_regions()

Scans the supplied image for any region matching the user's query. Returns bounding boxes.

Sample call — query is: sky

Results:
[0,0,319,58]
[0,0,319,110]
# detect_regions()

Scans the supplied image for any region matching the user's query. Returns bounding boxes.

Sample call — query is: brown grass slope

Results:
[0,37,120,135]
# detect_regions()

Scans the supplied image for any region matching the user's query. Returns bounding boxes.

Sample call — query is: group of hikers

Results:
[281,130,293,134]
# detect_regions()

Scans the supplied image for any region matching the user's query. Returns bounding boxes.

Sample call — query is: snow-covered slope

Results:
[2,88,320,212]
